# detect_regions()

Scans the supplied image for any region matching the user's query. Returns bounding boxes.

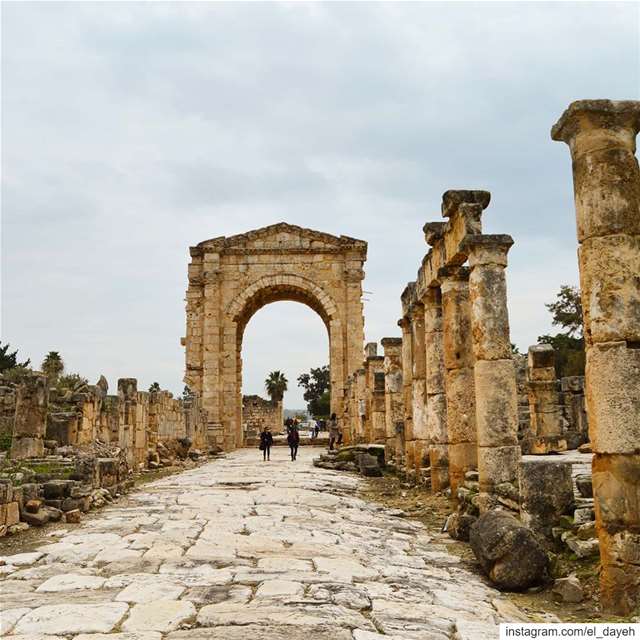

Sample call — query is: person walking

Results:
[328,413,339,451]
[287,422,300,461]
[259,426,273,461]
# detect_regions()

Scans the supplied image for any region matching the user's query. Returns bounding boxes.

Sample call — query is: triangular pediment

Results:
[197,223,366,252]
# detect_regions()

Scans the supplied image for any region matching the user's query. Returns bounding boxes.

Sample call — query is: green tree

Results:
[149,382,161,393]
[57,373,89,392]
[297,366,331,418]
[182,385,194,401]
[546,285,583,337]
[265,370,288,403]
[0,342,30,372]
[539,285,585,378]
[41,351,64,381]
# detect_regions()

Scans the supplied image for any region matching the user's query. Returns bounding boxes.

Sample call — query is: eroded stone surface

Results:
[1,448,531,638]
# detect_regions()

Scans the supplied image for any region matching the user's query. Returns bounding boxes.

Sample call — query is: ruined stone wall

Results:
[10,374,208,467]
[0,383,17,449]
[242,395,281,444]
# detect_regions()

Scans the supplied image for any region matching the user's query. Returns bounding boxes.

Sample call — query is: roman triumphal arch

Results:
[182,223,367,451]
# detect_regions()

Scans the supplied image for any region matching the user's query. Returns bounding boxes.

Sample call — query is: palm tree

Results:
[149,382,161,393]
[41,351,64,381]
[265,370,288,403]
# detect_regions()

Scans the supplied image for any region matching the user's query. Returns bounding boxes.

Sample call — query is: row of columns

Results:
[397,207,521,509]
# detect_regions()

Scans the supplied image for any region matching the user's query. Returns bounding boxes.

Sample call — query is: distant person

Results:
[287,423,300,461]
[259,426,273,461]
[313,420,320,439]
[328,413,339,451]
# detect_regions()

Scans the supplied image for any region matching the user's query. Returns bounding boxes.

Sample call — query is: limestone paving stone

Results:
[122,600,196,633]
[13,603,129,635]
[0,608,31,635]
[36,574,106,592]
[0,447,532,639]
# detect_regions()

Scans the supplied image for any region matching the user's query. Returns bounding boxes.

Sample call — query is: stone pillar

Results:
[118,378,138,468]
[526,344,566,454]
[423,287,449,492]
[465,235,520,511]
[10,373,48,460]
[439,266,477,500]
[381,337,403,461]
[399,317,413,471]
[411,302,428,472]
[552,99,640,615]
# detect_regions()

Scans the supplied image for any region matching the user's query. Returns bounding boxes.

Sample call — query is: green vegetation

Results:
[297,365,330,419]
[538,285,585,378]
[41,351,64,381]
[149,382,161,392]
[265,370,288,402]
[0,342,30,372]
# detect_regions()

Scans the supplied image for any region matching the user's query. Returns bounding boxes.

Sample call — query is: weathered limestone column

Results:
[423,286,449,492]
[526,344,566,454]
[411,302,428,472]
[118,378,138,468]
[552,99,640,615]
[439,266,477,500]
[10,373,48,460]
[381,337,403,461]
[465,235,520,511]
[399,316,414,471]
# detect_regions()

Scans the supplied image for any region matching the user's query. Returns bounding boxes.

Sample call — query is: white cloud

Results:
[2,2,638,405]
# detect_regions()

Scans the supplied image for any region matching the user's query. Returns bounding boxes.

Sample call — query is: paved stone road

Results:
[1,446,531,640]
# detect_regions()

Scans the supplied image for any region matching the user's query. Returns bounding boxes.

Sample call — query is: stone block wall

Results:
[8,374,208,468]
[0,384,16,449]
[242,395,281,444]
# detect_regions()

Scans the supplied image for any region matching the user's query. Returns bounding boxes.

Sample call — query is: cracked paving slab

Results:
[0,446,531,639]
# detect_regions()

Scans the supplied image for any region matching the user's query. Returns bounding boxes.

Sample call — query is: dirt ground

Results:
[359,471,627,624]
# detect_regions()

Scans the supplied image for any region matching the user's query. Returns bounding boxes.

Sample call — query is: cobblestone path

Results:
[1,446,530,640]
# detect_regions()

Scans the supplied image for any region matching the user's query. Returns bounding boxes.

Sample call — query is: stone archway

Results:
[183,223,367,450]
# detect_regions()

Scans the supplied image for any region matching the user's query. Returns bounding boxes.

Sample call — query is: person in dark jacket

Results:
[259,427,273,461]
[287,423,300,461]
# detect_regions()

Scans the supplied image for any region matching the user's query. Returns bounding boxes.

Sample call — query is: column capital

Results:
[551,100,640,151]
[441,190,490,219]
[462,234,514,268]
[381,337,402,349]
[437,265,470,285]
[423,221,446,247]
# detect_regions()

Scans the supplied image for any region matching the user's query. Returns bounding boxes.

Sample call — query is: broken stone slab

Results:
[565,535,599,559]
[122,600,197,633]
[13,603,129,635]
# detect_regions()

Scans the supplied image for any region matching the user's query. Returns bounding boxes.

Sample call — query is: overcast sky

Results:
[2,2,639,408]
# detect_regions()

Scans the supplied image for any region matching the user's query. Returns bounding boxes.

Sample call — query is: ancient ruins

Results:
[1,99,638,622]
[183,224,366,450]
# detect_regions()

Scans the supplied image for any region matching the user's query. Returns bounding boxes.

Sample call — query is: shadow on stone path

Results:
[0,446,531,640]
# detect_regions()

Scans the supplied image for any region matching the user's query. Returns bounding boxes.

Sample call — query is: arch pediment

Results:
[195,223,367,256]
